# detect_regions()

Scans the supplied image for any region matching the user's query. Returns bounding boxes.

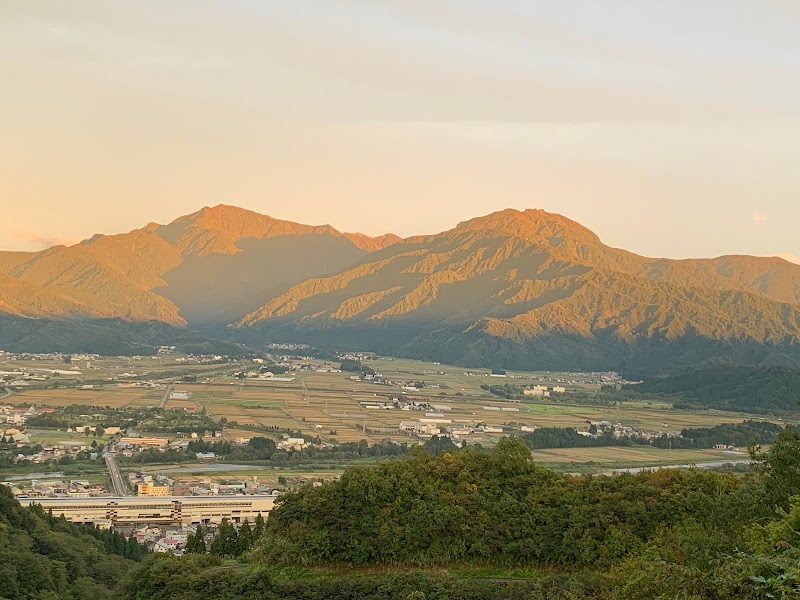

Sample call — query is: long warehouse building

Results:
[17,495,276,526]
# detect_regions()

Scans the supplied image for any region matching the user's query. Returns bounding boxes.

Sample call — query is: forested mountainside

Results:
[0,315,252,357]
[5,206,800,374]
[236,209,800,374]
[630,364,800,412]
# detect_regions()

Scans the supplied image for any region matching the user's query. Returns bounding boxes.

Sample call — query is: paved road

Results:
[105,453,131,496]
[1,386,13,400]
[159,384,174,409]
[607,459,751,475]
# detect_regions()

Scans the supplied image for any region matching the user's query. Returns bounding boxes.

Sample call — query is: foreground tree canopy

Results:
[0,486,146,600]
[122,430,800,599]
[4,431,800,599]
[254,438,771,568]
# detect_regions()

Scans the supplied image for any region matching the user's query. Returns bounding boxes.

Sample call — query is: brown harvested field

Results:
[531,446,746,467]
[7,387,155,408]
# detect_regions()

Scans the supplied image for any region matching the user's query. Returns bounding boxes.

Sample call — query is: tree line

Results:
[521,420,781,451]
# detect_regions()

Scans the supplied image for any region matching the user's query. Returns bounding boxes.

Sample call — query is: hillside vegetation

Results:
[631,364,800,412]
[0,315,251,357]
[124,431,800,599]
[0,485,145,599]
[237,209,800,374]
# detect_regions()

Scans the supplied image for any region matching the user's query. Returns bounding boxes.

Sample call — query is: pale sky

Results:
[1,1,799,258]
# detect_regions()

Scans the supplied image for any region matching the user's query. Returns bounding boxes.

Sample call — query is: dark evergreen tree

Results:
[253,514,265,539]
[185,525,207,554]
[237,519,253,555]
[210,519,238,557]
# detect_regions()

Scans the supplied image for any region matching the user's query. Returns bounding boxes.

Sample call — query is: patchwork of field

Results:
[2,353,789,467]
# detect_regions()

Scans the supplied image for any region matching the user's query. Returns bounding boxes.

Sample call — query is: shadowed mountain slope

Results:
[237,209,800,373]
[0,205,399,325]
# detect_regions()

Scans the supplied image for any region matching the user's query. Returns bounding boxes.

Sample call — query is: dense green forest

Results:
[629,364,800,412]
[670,420,781,448]
[255,439,769,569]
[0,486,146,599]
[0,315,252,357]
[120,429,800,599]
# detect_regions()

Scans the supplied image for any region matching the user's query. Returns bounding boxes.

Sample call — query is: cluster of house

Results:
[121,523,197,554]
[523,385,567,398]
[582,420,677,442]
[114,430,224,455]
[360,398,446,413]
[0,369,76,387]
[3,427,31,446]
[115,380,165,389]
[67,425,121,435]
[171,354,225,363]
[0,351,96,363]
[276,436,308,451]
[129,472,278,497]
[399,419,507,441]
[0,405,36,426]
[266,342,310,351]
[2,478,107,498]
[291,361,341,374]
[16,441,100,463]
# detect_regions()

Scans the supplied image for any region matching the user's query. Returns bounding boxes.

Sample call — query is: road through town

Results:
[105,453,130,496]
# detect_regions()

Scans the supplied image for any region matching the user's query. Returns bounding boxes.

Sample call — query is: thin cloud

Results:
[13,230,80,250]
[751,212,768,224]
[769,253,800,265]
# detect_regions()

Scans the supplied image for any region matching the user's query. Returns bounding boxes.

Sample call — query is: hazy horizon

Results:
[2,1,799,259]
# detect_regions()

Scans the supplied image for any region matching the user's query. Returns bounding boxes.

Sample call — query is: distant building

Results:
[19,495,276,526]
[137,483,170,497]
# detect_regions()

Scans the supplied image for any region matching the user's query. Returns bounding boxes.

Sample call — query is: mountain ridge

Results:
[3,205,800,373]
[236,208,800,373]
[0,205,402,325]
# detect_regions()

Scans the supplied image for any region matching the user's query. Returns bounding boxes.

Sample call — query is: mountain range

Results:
[3,205,800,374]
[0,205,396,326]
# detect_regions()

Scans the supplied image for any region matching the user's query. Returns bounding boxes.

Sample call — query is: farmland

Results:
[2,352,792,471]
